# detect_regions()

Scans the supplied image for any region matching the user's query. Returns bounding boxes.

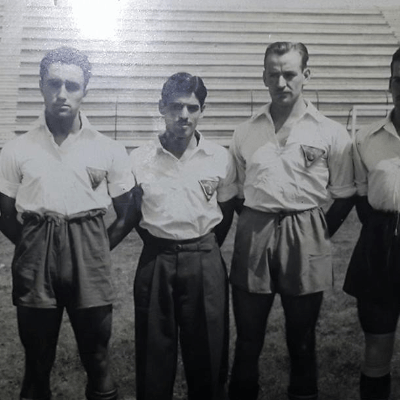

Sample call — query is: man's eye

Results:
[170,103,184,112]
[187,105,200,113]
[283,74,296,80]
[65,81,80,92]
[47,80,62,89]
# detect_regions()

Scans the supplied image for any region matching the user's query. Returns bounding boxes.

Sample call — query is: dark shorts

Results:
[230,207,332,296]
[12,210,114,309]
[344,209,400,305]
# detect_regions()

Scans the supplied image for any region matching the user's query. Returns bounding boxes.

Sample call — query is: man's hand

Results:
[325,196,356,237]
[355,196,373,225]
[214,197,236,246]
[0,193,22,244]
[107,185,143,250]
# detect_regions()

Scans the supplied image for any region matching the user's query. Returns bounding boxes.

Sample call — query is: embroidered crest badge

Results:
[199,180,218,201]
[300,145,325,168]
[86,167,107,190]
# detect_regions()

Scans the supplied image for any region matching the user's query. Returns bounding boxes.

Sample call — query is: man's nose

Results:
[180,106,189,118]
[277,75,286,88]
[58,84,67,98]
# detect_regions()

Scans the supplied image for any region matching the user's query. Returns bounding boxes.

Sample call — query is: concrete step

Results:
[21,30,398,46]
[22,16,393,35]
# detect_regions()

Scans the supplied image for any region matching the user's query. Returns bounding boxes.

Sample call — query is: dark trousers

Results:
[18,305,116,400]
[134,232,228,400]
[229,286,323,400]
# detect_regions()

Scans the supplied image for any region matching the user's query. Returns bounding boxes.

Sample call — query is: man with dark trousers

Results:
[344,47,400,400]
[130,72,237,400]
[228,42,355,400]
[0,47,139,400]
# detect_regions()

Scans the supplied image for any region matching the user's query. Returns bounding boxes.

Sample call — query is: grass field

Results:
[0,209,399,400]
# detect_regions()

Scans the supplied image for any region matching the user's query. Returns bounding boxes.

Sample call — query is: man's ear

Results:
[83,87,89,98]
[262,69,268,88]
[200,104,206,117]
[303,67,311,84]
[159,100,166,115]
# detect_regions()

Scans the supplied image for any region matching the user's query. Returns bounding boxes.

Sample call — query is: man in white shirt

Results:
[0,47,139,400]
[344,47,400,400]
[229,42,355,400]
[130,72,237,400]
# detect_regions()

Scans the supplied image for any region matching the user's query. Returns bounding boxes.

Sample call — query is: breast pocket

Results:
[86,167,107,190]
[300,144,326,168]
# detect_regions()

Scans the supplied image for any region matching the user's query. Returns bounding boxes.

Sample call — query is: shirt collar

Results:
[36,110,88,139]
[251,99,324,123]
[156,130,213,156]
[374,109,398,137]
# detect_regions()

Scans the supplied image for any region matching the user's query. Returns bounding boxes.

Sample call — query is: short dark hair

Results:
[40,47,92,88]
[160,72,207,107]
[391,47,400,76]
[264,42,309,71]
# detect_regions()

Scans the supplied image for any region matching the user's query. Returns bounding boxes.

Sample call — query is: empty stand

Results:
[1,3,399,147]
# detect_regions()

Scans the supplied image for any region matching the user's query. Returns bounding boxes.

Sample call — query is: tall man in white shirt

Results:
[0,47,139,400]
[228,42,355,400]
[130,72,237,400]
[344,47,400,400]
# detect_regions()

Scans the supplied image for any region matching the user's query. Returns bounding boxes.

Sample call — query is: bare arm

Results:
[234,197,245,215]
[0,193,22,244]
[325,196,356,237]
[214,197,236,246]
[107,185,143,250]
[354,195,373,225]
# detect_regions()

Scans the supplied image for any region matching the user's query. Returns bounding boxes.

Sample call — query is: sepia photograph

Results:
[0,0,400,399]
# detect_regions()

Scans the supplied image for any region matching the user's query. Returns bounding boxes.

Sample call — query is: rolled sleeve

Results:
[107,142,136,198]
[327,126,356,199]
[217,149,238,203]
[0,142,21,198]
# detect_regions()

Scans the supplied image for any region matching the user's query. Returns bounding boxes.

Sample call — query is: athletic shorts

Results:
[12,210,114,309]
[230,206,332,296]
[344,209,400,305]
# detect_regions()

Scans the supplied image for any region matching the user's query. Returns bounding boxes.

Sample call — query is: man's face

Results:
[40,62,87,120]
[263,50,310,108]
[390,61,400,112]
[159,92,205,140]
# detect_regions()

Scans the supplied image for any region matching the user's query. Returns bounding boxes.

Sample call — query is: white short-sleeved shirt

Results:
[230,101,355,212]
[353,110,400,212]
[0,113,135,216]
[130,131,237,240]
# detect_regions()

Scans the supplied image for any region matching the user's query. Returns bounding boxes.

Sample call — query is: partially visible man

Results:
[229,42,355,400]
[344,47,400,400]
[130,72,237,400]
[0,47,139,400]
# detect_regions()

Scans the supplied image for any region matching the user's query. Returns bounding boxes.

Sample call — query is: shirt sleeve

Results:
[352,134,368,197]
[217,148,238,203]
[229,128,246,199]
[327,124,356,199]
[0,141,22,198]
[106,142,136,198]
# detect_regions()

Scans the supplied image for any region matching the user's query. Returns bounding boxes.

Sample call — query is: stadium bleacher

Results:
[0,2,399,147]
